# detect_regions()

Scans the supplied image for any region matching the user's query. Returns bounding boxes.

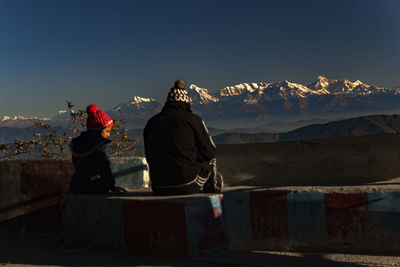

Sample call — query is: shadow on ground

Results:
[0,230,369,267]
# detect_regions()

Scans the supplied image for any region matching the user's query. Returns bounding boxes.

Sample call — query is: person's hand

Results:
[110,186,127,193]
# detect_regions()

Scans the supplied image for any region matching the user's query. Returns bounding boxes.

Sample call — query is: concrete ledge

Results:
[65,192,228,256]
[0,157,149,222]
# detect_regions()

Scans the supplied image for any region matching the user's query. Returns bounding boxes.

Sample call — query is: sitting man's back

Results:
[144,80,223,195]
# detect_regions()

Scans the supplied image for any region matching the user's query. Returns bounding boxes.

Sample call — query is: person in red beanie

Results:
[69,104,126,194]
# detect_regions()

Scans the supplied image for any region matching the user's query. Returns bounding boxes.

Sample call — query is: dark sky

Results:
[1,0,399,117]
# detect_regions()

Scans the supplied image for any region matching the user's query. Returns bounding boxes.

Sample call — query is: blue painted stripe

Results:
[66,195,124,248]
[368,192,400,236]
[368,192,400,212]
[222,190,252,248]
[287,191,327,245]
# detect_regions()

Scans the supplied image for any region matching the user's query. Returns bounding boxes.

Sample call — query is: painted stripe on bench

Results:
[368,192,400,236]
[223,190,252,248]
[249,191,288,242]
[287,191,327,245]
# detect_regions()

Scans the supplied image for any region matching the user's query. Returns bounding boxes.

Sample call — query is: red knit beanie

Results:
[86,104,114,130]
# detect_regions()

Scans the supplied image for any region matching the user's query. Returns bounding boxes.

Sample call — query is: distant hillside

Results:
[2,114,400,155]
[0,126,60,144]
[213,114,400,144]
[208,118,331,135]
[213,132,279,144]
[0,126,68,144]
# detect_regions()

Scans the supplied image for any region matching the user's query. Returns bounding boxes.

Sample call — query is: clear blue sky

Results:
[0,0,399,117]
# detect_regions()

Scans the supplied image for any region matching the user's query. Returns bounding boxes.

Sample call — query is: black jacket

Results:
[143,101,216,187]
[69,130,115,194]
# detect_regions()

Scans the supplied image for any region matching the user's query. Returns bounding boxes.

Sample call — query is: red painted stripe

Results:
[249,191,288,241]
[123,200,188,255]
[325,193,368,242]
[325,193,368,211]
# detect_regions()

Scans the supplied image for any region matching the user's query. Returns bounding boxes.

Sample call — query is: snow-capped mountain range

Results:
[1,116,51,121]
[103,76,400,128]
[2,76,400,129]
[0,115,51,128]
[189,75,392,103]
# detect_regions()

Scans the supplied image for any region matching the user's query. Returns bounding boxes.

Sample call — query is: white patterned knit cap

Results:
[167,80,192,103]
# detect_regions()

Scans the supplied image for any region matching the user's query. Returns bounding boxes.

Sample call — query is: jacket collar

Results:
[70,130,111,157]
[162,101,192,113]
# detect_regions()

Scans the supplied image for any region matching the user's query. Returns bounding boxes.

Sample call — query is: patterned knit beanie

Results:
[167,80,192,103]
[86,104,114,130]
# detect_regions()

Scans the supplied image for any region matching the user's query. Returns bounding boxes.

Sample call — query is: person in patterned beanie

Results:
[144,80,223,195]
[166,80,192,103]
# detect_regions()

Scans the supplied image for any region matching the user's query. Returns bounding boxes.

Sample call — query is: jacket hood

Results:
[70,130,111,157]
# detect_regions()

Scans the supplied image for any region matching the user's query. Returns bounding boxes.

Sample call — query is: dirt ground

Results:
[218,134,400,188]
[1,230,400,267]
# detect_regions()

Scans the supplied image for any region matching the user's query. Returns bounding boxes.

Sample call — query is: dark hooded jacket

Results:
[143,101,216,187]
[69,130,115,194]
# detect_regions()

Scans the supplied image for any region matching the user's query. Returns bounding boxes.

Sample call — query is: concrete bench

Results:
[65,187,400,256]
[65,191,228,256]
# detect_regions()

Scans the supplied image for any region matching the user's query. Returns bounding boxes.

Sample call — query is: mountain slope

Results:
[279,114,400,141]
[213,114,400,144]
[0,126,64,144]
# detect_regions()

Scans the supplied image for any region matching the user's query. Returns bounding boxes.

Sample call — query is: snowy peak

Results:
[393,85,400,95]
[317,75,329,81]
[308,76,374,95]
[275,80,315,96]
[219,82,269,97]
[111,96,161,115]
[1,116,10,121]
[1,115,50,121]
[130,96,156,105]
[327,78,361,94]
[309,75,330,92]
[253,80,314,102]
[189,84,219,104]
[114,96,159,110]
